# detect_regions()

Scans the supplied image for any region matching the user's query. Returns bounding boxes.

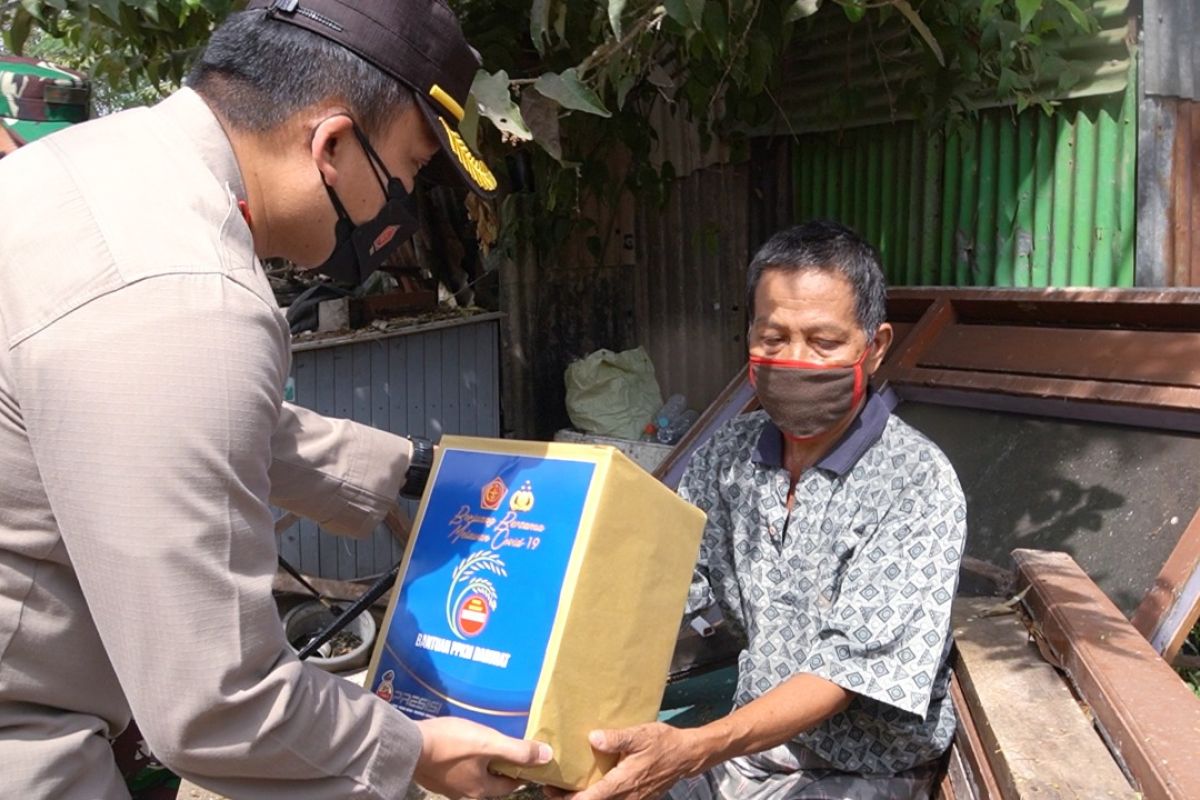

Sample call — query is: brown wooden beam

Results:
[888,287,1200,320]
[947,671,1002,800]
[918,326,1200,387]
[1132,506,1200,661]
[1013,549,1200,800]
[876,297,956,384]
[896,367,1200,413]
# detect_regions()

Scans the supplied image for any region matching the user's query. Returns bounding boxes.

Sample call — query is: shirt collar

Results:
[152,88,246,203]
[753,387,898,477]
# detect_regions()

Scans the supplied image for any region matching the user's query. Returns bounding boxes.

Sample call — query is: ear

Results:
[310,114,355,189]
[865,322,894,375]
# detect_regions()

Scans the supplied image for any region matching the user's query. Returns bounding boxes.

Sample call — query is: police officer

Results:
[0,3,549,799]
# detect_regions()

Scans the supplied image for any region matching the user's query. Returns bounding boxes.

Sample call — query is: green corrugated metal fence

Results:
[792,77,1138,288]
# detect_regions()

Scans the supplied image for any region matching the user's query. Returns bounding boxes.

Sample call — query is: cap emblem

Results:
[438,116,498,192]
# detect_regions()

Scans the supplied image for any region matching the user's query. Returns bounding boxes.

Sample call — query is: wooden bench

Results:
[939,549,1200,800]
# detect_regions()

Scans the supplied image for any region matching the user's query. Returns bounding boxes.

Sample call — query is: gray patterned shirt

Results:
[679,390,966,775]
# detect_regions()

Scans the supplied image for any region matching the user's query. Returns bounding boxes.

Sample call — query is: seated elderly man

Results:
[571,221,966,800]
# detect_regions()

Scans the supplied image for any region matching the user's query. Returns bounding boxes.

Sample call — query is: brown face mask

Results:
[749,347,870,440]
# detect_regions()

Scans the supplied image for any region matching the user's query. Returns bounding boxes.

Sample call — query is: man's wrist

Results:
[680,722,731,776]
[400,436,434,499]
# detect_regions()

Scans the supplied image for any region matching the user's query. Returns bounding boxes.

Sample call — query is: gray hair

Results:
[746,220,888,339]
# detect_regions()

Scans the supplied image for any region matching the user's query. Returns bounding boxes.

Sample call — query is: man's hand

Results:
[549,722,703,800]
[413,717,552,799]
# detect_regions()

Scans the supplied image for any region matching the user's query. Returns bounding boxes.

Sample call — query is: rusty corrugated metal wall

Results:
[633,163,752,410]
[792,83,1138,288]
[1144,0,1197,101]
[1137,0,1200,287]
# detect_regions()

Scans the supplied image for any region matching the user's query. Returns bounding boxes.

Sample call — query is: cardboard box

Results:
[365,435,706,789]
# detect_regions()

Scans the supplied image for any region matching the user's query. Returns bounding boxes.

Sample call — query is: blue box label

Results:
[372,449,596,736]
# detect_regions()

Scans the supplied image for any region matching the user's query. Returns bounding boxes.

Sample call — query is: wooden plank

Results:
[877,296,956,383]
[1013,549,1200,800]
[897,367,1200,413]
[919,326,1200,387]
[940,745,971,800]
[291,311,504,353]
[951,598,1134,799]
[886,295,938,322]
[890,383,1200,434]
[947,671,1001,800]
[889,321,916,354]
[887,287,1200,324]
[1132,506,1200,660]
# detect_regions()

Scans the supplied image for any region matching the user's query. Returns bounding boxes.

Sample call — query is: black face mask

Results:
[317,123,419,286]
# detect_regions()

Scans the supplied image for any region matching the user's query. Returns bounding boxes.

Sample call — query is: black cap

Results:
[247,0,498,198]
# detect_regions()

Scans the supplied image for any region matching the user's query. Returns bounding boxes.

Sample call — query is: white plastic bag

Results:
[564,347,663,440]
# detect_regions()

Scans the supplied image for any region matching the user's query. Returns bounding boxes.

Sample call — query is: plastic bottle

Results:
[653,394,687,430]
[657,409,698,445]
[639,422,658,442]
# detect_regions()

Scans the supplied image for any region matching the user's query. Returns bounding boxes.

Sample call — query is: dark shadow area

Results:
[898,402,1200,616]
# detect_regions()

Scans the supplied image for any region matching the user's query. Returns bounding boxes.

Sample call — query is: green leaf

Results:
[94,0,122,24]
[663,0,691,26]
[746,30,773,93]
[7,8,34,52]
[533,68,611,118]
[553,1,567,40]
[616,69,638,109]
[784,0,822,22]
[530,0,551,55]
[702,1,727,58]
[893,0,945,67]
[520,88,563,162]
[608,0,626,38]
[980,0,1002,19]
[471,69,533,141]
[1052,0,1092,32]
[1015,0,1042,31]
[841,0,865,23]
[459,93,480,150]
[665,0,703,29]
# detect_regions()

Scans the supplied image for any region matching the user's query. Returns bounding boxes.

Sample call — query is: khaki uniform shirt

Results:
[0,89,422,799]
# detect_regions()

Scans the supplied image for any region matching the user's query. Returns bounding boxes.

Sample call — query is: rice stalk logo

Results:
[446,550,506,639]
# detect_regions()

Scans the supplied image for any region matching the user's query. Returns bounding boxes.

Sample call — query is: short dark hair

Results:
[187,10,413,136]
[746,220,887,338]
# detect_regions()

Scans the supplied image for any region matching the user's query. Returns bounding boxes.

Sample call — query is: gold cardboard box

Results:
[365,435,706,789]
